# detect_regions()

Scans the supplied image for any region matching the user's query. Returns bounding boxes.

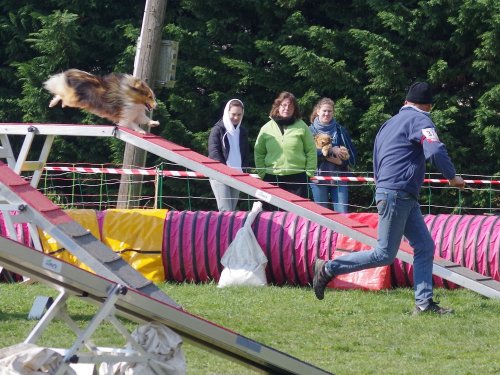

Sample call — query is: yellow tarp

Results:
[38,209,98,273]
[101,209,168,283]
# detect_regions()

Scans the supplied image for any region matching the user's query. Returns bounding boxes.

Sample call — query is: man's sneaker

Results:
[312,258,333,300]
[413,300,454,315]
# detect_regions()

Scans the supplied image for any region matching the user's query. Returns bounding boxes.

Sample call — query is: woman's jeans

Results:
[310,182,349,213]
[326,188,435,305]
[209,179,240,211]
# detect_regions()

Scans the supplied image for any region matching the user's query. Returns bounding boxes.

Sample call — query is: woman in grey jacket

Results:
[208,99,250,211]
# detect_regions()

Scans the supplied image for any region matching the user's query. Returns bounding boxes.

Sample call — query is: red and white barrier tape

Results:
[43,166,500,185]
[311,176,500,185]
[44,166,207,178]
[313,176,374,183]
[44,166,157,176]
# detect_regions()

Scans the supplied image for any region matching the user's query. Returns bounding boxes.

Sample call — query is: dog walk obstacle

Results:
[1,122,499,299]
[0,161,178,307]
[0,155,331,372]
[0,235,332,374]
[1,122,499,298]
[0,125,332,373]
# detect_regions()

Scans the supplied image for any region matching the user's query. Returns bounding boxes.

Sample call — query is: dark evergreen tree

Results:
[1,0,498,211]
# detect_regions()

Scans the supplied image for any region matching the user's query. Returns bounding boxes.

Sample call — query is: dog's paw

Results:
[49,96,61,108]
[321,145,330,157]
[127,124,147,134]
[131,125,147,134]
[338,146,350,160]
[148,120,160,127]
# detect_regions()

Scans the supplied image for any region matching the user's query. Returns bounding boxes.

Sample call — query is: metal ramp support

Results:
[0,122,499,299]
[0,235,333,374]
[0,181,42,280]
[0,124,55,187]
[0,133,16,169]
[0,160,178,307]
[24,283,164,375]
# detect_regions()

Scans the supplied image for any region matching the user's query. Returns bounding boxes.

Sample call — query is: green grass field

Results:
[1,282,499,374]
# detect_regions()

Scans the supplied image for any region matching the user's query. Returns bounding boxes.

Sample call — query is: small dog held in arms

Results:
[314,133,350,160]
[43,69,159,134]
[314,133,333,157]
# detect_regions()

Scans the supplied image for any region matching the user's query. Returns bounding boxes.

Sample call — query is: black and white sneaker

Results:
[413,300,454,315]
[312,258,333,300]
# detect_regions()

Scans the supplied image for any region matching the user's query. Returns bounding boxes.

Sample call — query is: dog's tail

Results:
[43,72,69,96]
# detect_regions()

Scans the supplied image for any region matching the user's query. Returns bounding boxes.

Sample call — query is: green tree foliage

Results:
[1,0,498,211]
[1,0,143,163]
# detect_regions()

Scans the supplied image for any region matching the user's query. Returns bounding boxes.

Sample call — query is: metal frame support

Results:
[0,202,43,280]
[12,126,55,188]
[0,235,333,374]
[23,284,163,375]
[0,133,16,168]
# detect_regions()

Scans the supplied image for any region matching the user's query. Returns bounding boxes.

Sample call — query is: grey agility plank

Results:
[0,161,178,307]
[1,123,498,299]
[113,126,500,299]
[0,235,333,374]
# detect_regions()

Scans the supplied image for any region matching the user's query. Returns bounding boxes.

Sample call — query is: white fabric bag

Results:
[99,322,186,375]
[218,202,268,287]
[0,343,76,375]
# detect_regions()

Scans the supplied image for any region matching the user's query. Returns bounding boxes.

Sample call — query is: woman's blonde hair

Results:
[310,97,335,123]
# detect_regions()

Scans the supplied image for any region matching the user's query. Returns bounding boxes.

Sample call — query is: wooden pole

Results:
[116,0,167,208]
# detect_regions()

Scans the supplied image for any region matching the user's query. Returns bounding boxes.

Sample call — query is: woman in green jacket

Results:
[254,91,317,207]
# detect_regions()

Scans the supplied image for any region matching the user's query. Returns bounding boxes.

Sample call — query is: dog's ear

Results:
[314,135,322,147]
[315,134,332,148]
[124,75,145,90]
[129,77,144,90]
[127,77,156,99]
[319,134,331,146]
[133,80,144,89]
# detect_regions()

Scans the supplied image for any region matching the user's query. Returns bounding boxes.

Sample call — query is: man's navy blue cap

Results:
[406,82,433,104]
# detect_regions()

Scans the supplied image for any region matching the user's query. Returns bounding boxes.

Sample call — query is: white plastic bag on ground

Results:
[218,202,268,287]
[99,322,186,375]
[0,343,75,375]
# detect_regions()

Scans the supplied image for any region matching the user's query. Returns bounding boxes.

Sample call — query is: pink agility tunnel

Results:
[336,213,500,288]
[1,209,498,289]
[162,210,341,286]
[162,211,499,289]
[161,210,391,289]
[395,214,500,289]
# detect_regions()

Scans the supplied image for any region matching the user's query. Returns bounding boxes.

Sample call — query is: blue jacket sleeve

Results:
[410,120,456,179]
[339,126,357,167]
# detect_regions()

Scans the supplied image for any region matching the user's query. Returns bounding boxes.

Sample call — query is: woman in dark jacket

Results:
[208,99,250,211]
[309,97,357,212]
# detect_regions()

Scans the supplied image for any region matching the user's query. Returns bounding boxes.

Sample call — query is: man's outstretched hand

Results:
[449,175,466,189]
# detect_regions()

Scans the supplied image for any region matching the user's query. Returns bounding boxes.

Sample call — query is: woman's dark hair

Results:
[228,99,244,110]
[269,91,301,120]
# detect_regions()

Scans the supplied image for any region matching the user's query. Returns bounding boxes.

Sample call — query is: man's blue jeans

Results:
[325,188,435,306]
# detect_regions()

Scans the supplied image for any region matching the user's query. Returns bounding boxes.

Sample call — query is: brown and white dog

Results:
[314,133,333,157]
[314,133,350,160]
[43,69,159,134]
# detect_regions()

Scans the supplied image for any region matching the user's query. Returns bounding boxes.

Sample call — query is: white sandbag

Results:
[218,202,268,287]
[99,322,186,375]
[0,343,75,375]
